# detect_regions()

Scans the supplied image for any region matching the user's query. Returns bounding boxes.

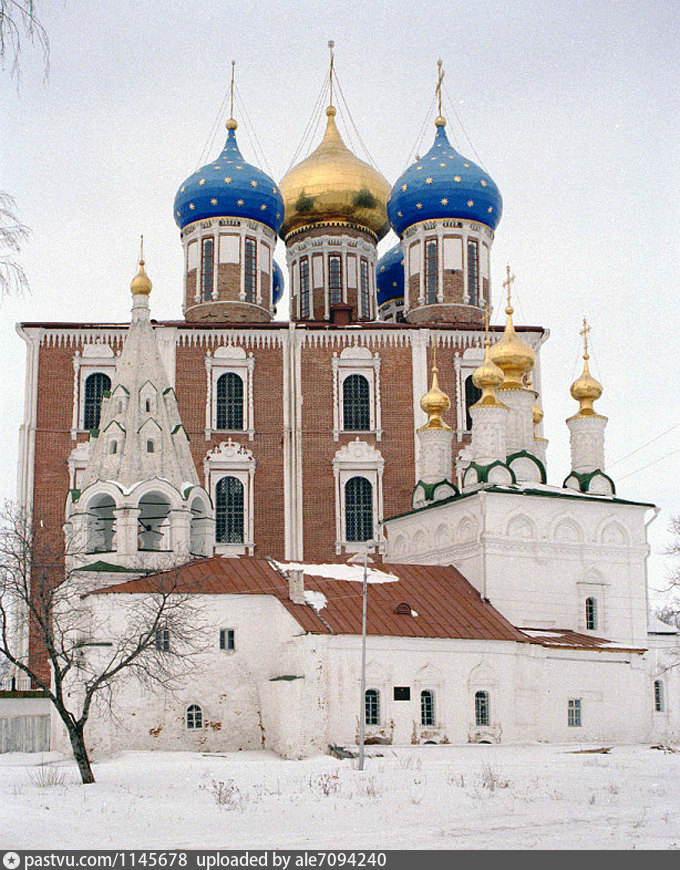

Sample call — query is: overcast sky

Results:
[1,0,678,601]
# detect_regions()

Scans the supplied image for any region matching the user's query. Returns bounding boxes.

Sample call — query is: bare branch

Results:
[0,0,50,82]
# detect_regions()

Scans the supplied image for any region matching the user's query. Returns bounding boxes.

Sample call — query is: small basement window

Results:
[186,704,203,730]
[219,628,235,651]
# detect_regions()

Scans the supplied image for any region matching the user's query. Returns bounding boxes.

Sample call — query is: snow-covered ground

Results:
[1,744,679,850]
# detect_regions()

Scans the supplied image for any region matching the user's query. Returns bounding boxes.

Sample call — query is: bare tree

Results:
[0,192,30,298]
[658,515,680,632]
[0,0,49,81]
[1,2,51,298]
[0,503,205,784]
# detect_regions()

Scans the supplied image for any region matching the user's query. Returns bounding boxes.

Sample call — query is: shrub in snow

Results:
[27,762,72,789]
[479,762,509,791]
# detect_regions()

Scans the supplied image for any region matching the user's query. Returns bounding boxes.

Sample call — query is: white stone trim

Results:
[204,346,255,441]
[72,343,117,437]
[204,439,256,556]
[331,346,382,441]
[332,439,384,555]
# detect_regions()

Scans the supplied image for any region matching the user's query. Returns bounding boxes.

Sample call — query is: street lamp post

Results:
[357,539,375,772]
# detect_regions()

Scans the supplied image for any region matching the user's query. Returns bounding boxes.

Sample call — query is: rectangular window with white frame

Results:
[219,628,235,651]
[332,347,382,441]
[567,698,582,727]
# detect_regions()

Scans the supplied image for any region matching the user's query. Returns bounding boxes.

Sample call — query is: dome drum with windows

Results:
[174,118,285,323]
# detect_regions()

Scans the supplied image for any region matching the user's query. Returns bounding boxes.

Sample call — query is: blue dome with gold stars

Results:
[388,122,502,237]
[376,243,404,307]
[272,260,285,307]
[174,123,284,233]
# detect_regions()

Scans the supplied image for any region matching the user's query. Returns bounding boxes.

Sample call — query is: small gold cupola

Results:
[418,341,451,431]
[472,305,506,409]
[130,237,152,296]
[569,318,603,418]
[489,265,536,390]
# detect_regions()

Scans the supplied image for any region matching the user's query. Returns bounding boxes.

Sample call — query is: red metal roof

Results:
[93,556,528,642]
[93,556,644,651]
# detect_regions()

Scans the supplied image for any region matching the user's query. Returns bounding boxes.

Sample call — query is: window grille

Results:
[155,629,170,652]
[220,629,235,651]
[425,239,438,304]
[216,476,244,544]
[329,254,342,306]
[467,239,479,305]
[654,680,664,712]
[345,476,373,542]
[465,374,482,431]
[83,372,111,431]
[475,690,490,726]
[244,237,257,303]
[300,258,310,318]
[360,258,370,317]
[365,689,380,725]
[201,237,214,301]
[568,698,582,727]
[585,597,597,631]
[216,372,244,430]
[421,690,435,726]
[343,374,370,431]
[186,704,203,730]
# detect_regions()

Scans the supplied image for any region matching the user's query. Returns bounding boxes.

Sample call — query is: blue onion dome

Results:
[388,119,502,237]
[376,243,404,307]
[174,120,284,233]
[272,260,285,307]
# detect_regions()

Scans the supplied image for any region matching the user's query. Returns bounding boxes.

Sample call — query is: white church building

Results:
[6,62,679,757]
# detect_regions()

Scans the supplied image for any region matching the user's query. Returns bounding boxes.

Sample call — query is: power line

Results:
[609,423,680,469]
[618,446,680,482]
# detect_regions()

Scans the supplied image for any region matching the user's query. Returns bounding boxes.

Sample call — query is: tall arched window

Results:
[186,704,203,730]
[654,680,665,712]
[360,258,370,317]
[83,373,111,431]
[365,689,380,725]
[421,690,435,727]
[467,239,479,306]
[425,239,438,304]
[300,258,310,318]
[216,476,244,544]
[585,597,598,630]
[475,690,490,726]
[345,476,373,542]
[201,237,214,301]
[216,373,244,430]
[244,238,257,303]
[343,374,370,431]
[329,254,342,306]
[465,374,482,431]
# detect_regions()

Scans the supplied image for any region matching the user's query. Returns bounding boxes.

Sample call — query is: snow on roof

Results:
[303,590,327,612]
[272,560,399,584]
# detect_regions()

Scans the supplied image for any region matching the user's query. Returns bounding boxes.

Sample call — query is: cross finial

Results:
[229,60,236,121]
[580,316,591,360]
[432,333,438,372]
[328,40,335,107]
[483,302,491,347]
[436,59,444,118]
[503,265,515,313]
[139,234,144,264]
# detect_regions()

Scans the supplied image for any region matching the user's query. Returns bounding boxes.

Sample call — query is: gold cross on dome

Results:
[580,317,591,359]
[483,302,491,346]
[503,264,515,309]
[436,59,445,118]
[432,333,438,372]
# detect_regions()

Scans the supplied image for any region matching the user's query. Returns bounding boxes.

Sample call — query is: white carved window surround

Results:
[332,438,384,555]
[332,347,382,441]
[205,346,255,441]
[204,438,256,556]
[71,343,118,438]
[577,574,608,634]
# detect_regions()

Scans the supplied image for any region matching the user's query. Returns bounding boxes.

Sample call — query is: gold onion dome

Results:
[570,354,602,417]
[278,106,391,241]
[130,259,152,296]
[418,365,451,431]
[489,303,536,390]
[471,343,506,409]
